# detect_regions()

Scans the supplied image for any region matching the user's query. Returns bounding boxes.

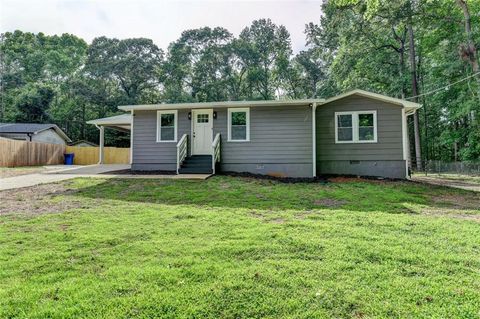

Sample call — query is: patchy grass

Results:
[0,176,479,318]
[412,173,480,193]
[0,166,47,178]
[413,173,480,185]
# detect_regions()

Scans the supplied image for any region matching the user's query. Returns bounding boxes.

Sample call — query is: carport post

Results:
[96,125,105,164]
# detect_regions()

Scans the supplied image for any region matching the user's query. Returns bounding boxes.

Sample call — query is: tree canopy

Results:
[1,4,479,161]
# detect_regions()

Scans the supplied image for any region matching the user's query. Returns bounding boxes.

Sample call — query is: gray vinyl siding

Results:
[131,105,314,176]
[129,93,410,178]
[316,95,406,179]
[132,109,190,171]
[213,105,313,177]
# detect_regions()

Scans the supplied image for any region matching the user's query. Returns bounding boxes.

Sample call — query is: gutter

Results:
[118,99,325,112]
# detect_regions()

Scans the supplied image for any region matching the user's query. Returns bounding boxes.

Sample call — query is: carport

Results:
[86,114,132,164]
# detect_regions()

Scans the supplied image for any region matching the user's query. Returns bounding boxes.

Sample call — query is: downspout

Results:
[401,108,409,179]
[312,102,317,178]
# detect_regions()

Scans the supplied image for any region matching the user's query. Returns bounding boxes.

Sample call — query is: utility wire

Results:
[405,71,480,100]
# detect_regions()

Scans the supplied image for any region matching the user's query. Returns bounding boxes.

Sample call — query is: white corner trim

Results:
[312,103,317,177]
[334,110,377,144]
[156,110,178,143]
[227,107,250,142]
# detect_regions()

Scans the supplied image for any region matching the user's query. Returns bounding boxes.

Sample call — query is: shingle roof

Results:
[117,89,421,113]
[0,123,71,142]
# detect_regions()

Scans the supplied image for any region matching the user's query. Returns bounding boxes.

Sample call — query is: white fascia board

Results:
[322,89,422,110]
[118,99,325,111]
[87,114,132,126]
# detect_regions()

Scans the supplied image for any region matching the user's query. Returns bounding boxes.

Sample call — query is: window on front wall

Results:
[335,111,377,143]
[228,108,250,141]
[157,110,177,142]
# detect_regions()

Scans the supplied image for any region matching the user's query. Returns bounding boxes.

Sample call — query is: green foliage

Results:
[85,37,163,105]
[307,0,480,161]
[1,4,480,160]
[163,27,233,102]
[14,83,54,123]
[1,176,479,318]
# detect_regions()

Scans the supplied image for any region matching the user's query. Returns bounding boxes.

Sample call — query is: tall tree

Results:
[14,83,55,123]
[163,27,233,102]
[85,37,163,105]
[238,19,292,99]
[407,5,423,169]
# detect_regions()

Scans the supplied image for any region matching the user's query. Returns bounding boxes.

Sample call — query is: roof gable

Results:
[321,89,421,112]
[0,123,71,142]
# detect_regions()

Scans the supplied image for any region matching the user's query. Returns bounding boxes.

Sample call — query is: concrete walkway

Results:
[0,165,210,191]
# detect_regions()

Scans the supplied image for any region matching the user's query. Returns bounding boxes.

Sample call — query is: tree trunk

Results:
[408,22,423,170]
[456,0,479,122]
[456,0,480,74]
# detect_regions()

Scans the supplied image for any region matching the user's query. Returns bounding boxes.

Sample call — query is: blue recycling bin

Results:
[64,153,74,165]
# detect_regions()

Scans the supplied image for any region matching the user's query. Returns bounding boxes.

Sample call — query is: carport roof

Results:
[86,114,131,131]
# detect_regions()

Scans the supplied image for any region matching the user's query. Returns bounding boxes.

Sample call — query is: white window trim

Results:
[335,110,377,144]
[156,110,178,143]
[228,107,250,142]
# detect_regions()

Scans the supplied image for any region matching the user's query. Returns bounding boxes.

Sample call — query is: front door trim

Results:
[191,109,214,155]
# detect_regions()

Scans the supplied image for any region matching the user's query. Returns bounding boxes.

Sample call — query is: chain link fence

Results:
[411,160,480,176]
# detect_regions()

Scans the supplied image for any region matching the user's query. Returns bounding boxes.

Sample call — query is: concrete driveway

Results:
[0,164,130,191]
[0,164,210,191]
[46,164,131,175]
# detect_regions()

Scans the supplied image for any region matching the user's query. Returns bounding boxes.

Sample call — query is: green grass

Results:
[1,176,479,318]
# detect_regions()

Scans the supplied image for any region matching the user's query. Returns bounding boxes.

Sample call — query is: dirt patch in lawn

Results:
[412,175,480,192]
[0,167,47,178]
[314,198,347,208]
[420,208,480,222]
[327,176,400,184]
[431,193,480,210]
[248,210,286,224]
[0,182,95,216]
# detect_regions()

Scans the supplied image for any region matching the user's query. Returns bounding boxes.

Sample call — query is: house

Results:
[91,89,420,179]
[69,140,98,147]
[0,123,71,145]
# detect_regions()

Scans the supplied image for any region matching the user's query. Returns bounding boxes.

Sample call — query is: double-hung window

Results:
[228,108,250,141]
[157,110,177,142]
[335,111,377,143]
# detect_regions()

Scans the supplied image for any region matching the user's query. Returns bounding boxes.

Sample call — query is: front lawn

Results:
[0,176,479,318]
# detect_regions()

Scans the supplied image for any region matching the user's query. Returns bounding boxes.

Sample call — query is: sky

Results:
[0,0,322,53]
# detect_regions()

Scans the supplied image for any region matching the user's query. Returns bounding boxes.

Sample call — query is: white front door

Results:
[192,109,213,155]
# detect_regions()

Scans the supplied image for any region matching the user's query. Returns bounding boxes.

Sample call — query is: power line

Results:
[405,71,480,100]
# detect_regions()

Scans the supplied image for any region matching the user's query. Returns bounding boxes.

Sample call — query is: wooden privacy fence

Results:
[65,146,130,165]
[0,138,130,167]
[0,138,65,167]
